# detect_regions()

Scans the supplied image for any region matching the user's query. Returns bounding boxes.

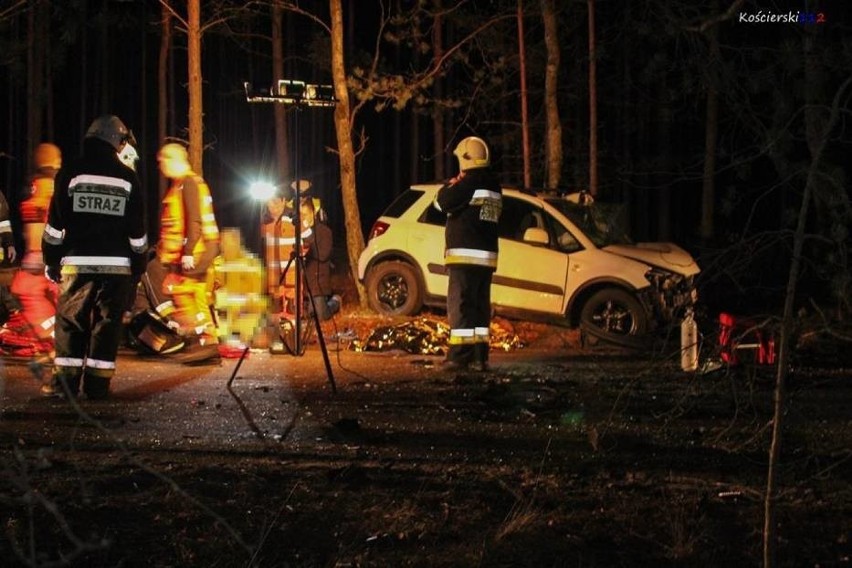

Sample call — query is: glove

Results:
[181,255,195,272]
[448,171,466,185]
[45,265,62,284]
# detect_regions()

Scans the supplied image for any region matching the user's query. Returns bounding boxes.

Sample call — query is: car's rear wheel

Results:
[365,261,423,316]
[579,288,648,339]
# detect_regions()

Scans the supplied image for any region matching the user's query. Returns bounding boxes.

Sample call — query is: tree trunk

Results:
[517,0,531,188]
[40,0,52,142]
[432,0,445,180]
[619,2,632,232]
[802,6,851,271]
[700,6,720,242]
[99,0,111,113]
[329,0,366,305]
[571,28,584,190]
[587,0,598,196]
[700,87,718,241]
[272,4,290,183]
[26,0,41,166]
[656,73,672,241]
[158,3,171,203]
[541,0,562,189]
[78,0,88,138]
[187,0,203,174]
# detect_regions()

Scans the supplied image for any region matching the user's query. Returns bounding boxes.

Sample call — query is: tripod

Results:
[240,77,338,393]
[277,250,336,392]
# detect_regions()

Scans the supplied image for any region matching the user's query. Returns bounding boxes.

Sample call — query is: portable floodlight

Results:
[249,180,277,202]
[242,78,338,393]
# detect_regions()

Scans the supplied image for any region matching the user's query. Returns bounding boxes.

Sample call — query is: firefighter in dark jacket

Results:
[433,136,502,372]
[42,115,148,399]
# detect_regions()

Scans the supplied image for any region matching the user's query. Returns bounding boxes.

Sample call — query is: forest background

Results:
[0,0,850,315]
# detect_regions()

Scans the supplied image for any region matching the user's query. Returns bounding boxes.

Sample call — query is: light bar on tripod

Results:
[244,80,337,107]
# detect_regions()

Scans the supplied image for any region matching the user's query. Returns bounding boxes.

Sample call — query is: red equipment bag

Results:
[718,312,776,367]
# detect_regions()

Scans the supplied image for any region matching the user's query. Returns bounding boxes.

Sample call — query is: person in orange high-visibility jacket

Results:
[10,143,61,343]
[433,136,502,372]
[262,192,297,312]
[156,143,221,349]
[261,180,322,314]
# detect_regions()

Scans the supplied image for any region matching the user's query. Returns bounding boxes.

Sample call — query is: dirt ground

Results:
[1,306,851,568]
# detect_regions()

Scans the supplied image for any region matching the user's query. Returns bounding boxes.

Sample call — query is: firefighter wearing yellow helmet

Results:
[433,136,502,372]
[156,142,221,356]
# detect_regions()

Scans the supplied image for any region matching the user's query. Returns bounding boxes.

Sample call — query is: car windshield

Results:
[545,197,632,247]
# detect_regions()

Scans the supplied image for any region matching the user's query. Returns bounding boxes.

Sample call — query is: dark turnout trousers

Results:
[446,265,493,366]
[52,273,132,398]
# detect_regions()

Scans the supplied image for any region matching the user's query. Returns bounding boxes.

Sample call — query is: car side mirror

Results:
[523,227,549,245]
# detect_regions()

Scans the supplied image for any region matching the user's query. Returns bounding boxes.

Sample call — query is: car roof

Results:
[410,182,557,198]
[410,183,585,200]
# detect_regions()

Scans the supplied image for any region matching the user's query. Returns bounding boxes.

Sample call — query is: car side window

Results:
[420,200,446,226]
[499,197,543,243]
[551,217,583,253]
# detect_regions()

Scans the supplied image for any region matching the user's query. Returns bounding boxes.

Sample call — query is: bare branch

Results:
[685,0,746,33]
[157,0,187,30]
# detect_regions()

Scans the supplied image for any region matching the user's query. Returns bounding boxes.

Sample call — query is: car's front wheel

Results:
[579,288,648,339]
[365,261,423,316]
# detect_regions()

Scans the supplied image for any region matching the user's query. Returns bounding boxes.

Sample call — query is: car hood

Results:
[602,242,700,276]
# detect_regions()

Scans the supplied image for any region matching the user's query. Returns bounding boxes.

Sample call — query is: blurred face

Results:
[158,154,190,179]
[266,197,286,220]
[300,200,315,230]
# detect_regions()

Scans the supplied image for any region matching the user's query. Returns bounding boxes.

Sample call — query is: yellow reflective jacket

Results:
[158,175,220,265]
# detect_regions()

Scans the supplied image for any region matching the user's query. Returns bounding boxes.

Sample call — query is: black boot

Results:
[82,375,111,400]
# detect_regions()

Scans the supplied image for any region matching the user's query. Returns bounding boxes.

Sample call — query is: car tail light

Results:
[369,220,390,240]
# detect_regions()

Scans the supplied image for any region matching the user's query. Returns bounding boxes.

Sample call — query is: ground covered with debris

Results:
[1,309,850,567]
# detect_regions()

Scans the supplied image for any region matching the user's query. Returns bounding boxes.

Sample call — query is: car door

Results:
[412,192,452,296]
[492,196,570,315]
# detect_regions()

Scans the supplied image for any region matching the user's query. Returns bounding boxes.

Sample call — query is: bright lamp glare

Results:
[249,180,277,201]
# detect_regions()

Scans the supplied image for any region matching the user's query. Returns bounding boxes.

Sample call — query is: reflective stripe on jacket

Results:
[434,168,502,270]
[158,176,220,265]
[42,138,148,275]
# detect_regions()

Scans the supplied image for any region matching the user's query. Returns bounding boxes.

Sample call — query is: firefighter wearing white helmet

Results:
[433,136,502,372]
[42,114,148,399]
